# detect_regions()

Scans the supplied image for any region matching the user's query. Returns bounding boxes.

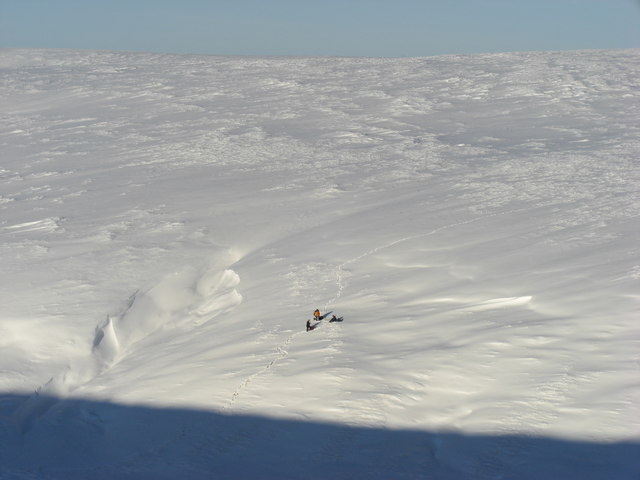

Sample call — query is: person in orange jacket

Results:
[313,309,321,321]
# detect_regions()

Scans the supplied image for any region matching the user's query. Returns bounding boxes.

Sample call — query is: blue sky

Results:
[1,0,639,57]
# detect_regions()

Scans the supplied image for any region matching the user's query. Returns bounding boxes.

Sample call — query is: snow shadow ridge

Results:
[11,262,242,435]
[93,265,242,367]
[1,393,638,480]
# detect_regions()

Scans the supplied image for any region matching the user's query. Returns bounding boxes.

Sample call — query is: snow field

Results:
[0,48,639,479]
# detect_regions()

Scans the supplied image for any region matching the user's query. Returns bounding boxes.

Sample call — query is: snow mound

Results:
[11,261,242,433]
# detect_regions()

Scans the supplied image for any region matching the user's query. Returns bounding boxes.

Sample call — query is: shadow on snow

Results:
[0,393,638,480]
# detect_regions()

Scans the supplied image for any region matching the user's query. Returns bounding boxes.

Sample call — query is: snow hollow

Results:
[1,48,639,479]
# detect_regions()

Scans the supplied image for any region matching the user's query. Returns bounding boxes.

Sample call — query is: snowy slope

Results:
[1,48,639,479]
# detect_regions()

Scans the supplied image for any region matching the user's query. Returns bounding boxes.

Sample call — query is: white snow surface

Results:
[1,48,639,479]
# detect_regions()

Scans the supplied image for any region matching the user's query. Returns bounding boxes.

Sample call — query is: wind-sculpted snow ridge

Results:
[11,261,242,433]
[93,265,241,366]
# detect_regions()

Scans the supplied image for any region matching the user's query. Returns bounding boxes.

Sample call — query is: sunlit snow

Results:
[1,48,639,479]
